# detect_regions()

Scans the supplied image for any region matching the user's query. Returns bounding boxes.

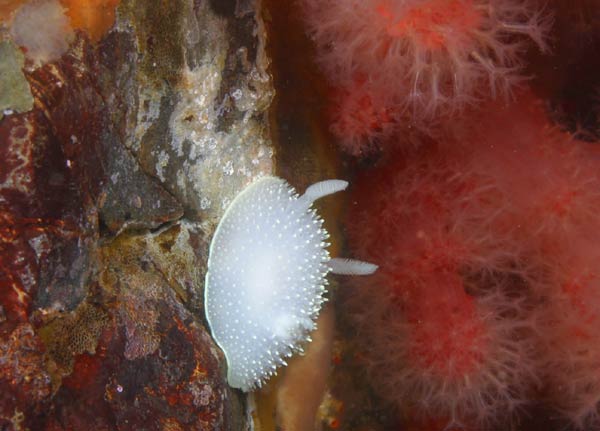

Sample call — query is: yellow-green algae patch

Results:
[0,40,33,119]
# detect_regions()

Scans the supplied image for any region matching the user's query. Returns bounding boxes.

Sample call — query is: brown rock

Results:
[1,0,274,428]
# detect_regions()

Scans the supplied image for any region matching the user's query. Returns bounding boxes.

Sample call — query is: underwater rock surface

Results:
[0,0,272,429]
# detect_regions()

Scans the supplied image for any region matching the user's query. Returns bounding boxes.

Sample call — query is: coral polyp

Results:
[204,176,377,392]
[328,77,396,157]
[343,151,541,427]
[300,0,551,137]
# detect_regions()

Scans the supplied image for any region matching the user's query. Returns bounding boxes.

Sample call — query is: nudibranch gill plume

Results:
[204,176,377,391]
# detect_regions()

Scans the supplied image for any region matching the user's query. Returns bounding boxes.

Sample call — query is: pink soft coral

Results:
[328,77,396,157]
[440,91,600,428]
[539,241,600,429]
[300,0,550,130]
[457,94,600,428]
[456,91,600,253]
[343,150,540,427]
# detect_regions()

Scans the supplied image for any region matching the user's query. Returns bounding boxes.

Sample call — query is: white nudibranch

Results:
[204,176,377,391]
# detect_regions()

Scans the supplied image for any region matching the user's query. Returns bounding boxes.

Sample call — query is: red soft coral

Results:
[300,0,551,137]
[471,109,600,426]
[458,91,600,254]
[328,77,396,157]
[336,78,600,428]
[435,91,600,428]
[538,241,600,429]
[343,149,540,428]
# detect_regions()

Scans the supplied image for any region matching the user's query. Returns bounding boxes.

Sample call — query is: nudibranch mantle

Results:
[205,176,376,391]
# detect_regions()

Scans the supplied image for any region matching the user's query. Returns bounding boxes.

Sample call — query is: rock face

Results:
[102,0,273,224]
[0,0,273,429]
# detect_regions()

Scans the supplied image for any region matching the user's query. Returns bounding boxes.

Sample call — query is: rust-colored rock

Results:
[17,233,242,430]
[1,0,272,428]
[0,324,53,430]
[61,0,120,43]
